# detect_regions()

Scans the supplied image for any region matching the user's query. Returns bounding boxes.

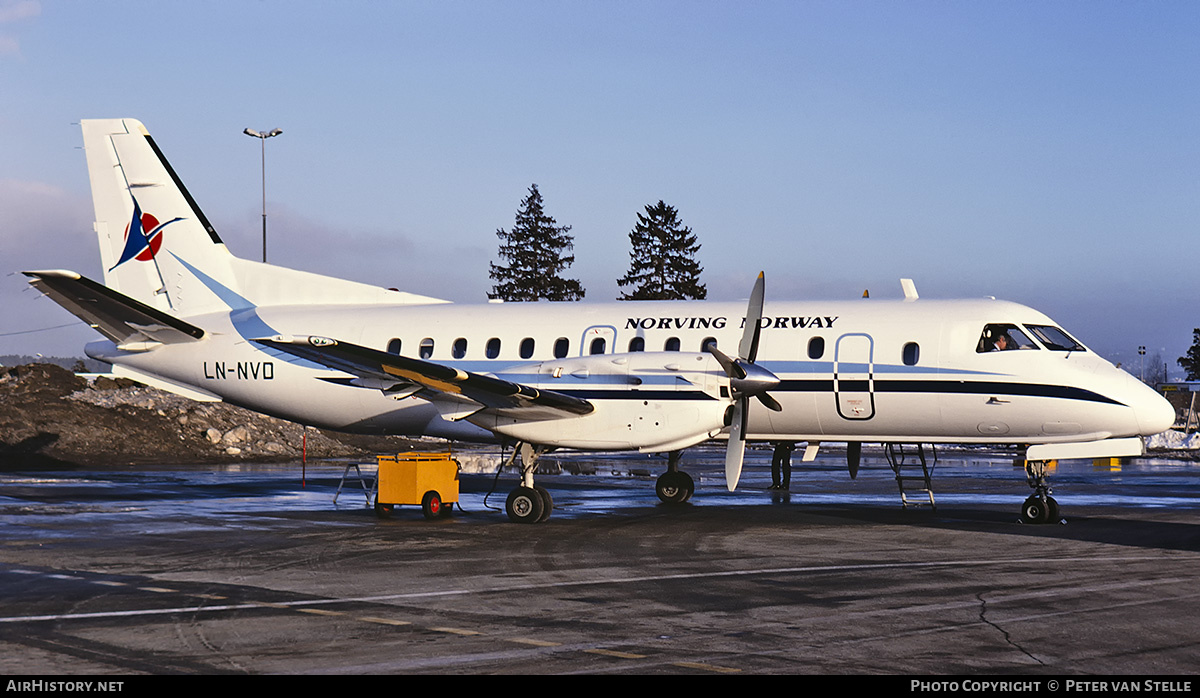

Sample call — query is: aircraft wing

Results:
[255,335,594,419]
[24,270,206,347]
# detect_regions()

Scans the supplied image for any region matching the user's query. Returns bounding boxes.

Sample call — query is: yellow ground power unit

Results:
[374,451,460,520]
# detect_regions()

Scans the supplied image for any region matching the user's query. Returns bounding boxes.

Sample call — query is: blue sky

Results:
[2,1,1198,376]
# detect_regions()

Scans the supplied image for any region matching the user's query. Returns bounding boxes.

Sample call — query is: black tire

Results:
[656,471,689,504]
[374,499,395,519]
[506,486,545,524]
[1021,495,1049,524]
[1046,496,1060,523]
[421,491,443,520]
[680,471,695,502]
[534,485,553,522]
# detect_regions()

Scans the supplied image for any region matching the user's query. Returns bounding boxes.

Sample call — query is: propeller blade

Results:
[738,272,766,362]
[847,441,861,480]
[756,392,783,412]
[725,400,746,490]
[715,273,783,419]
[705,343,744,380]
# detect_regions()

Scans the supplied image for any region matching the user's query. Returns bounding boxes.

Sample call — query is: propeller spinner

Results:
[706,272,782,491]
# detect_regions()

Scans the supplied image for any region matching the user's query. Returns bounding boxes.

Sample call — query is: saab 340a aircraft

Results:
[25,119,1175,524]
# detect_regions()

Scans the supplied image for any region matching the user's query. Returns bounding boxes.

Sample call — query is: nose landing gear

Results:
[1021,460,1062,524]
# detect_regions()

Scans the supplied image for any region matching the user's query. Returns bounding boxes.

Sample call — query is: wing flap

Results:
[24,270,205,347]
[256,335,594,418]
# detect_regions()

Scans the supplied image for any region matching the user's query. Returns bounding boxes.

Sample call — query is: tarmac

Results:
[1,445,1198,675]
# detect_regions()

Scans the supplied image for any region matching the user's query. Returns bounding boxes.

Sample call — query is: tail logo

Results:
[109,196,184,271]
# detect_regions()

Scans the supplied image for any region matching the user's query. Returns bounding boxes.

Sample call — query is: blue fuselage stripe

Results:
[552,380,1124,406]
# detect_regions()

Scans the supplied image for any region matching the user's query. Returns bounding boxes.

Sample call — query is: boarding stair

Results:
[884,443,936,510]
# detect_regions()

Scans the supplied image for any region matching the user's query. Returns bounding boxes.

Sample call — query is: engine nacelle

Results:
[473,352,731,451]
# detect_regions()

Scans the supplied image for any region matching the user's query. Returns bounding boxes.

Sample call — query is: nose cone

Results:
[1129,376,1175,436]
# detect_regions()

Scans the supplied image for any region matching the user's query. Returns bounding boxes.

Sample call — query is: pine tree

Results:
[617,200,706,301]
[489,184,585,301]
[1178,329,1200,380]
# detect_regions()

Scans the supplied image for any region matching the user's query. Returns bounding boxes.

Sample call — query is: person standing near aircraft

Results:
[771,442,795,490]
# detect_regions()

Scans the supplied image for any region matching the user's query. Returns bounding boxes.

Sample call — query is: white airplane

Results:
[26,118,1175,524]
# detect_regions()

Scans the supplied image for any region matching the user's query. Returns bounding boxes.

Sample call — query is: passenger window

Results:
[902,342,919,366]
[387,338,401,355]
[808,336,825,360]
[452,338,467,359]
[554,337,569,358]
[701,337,717,352]
[977,324,1037,353]
[520,337,535,359]
[486,338,501,359]
[664,337,681,352]
[629,337,645,352]
[419,338,434,359]
[590,337,606,355]
[1025,325,1086,352]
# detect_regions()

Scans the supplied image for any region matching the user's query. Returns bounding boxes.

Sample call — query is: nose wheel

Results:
[1021,460,1063,524]
[1020,494,1060,524]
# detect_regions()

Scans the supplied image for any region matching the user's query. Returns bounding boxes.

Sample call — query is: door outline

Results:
[834,333,875,420]
[580,325,617,356]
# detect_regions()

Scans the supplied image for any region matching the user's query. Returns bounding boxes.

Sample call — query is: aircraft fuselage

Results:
[87,295,1169,451]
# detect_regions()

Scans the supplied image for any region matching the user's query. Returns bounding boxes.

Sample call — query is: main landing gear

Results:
[1020,459,1062,524]
[655,450,695,504]
[504,443,554,524]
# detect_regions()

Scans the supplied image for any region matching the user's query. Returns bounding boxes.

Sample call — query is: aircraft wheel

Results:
[534,485,554,522]
[680,471,695,502]
[374,499,395,519]
[1020,495,1050,524]
[506,486,545,524]
[656,471,690,505]
[1046,496,1060,523]
[421,491,443,520]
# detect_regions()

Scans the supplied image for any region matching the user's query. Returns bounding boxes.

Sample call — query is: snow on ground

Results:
[1147,430,1200,450]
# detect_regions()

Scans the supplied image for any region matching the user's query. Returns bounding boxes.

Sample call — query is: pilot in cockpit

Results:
[977,324,1029,353]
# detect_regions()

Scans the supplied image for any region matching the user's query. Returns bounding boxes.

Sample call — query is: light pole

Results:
[243,127,283,262]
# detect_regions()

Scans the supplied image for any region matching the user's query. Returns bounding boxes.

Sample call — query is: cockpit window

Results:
[976,324,1038,353]
[1025,325,1086,352]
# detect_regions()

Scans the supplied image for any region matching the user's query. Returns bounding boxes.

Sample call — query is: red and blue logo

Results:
[109,196,183,271]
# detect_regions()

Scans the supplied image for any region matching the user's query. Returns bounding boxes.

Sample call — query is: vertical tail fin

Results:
[83,118,449,314]
[83,118,240,315]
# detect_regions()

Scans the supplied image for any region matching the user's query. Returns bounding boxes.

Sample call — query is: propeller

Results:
[706,272,782,491]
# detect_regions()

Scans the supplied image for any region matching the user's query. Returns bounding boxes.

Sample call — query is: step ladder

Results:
[334,462,376,506]
[884,443,936,509]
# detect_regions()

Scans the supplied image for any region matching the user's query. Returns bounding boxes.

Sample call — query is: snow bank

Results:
[1146,430,1200,450]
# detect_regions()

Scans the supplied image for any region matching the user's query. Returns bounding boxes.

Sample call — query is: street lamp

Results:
[243,127,283,262]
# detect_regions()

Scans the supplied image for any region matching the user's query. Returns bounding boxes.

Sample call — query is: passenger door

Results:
[835,333,875,420]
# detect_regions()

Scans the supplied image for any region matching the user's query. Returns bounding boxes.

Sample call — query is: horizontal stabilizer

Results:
[256,335,594,417]
[24,270,205,348]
